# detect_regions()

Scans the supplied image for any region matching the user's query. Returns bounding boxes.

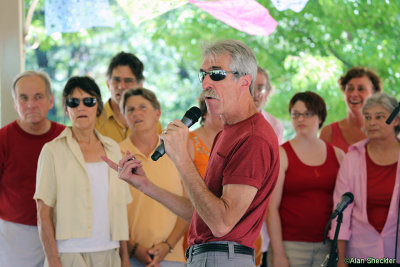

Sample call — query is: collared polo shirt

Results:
[120,137,185,262]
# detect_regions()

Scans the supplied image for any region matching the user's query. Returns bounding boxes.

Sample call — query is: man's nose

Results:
[27,98,36,108]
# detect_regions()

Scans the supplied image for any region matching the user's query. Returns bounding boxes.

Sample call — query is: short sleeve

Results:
[34,144,57,207]
[222,136,272,189]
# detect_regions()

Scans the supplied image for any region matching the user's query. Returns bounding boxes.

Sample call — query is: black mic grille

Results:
[184,107,202,122]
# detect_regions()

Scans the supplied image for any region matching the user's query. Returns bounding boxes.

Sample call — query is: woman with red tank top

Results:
[320,67,382,153]
[267,91,344,267]
[330,93,400,267]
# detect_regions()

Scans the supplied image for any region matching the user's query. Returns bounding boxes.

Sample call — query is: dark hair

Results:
[106,52,144,83]
[339,67,382,93]
[257,66,272,93]
[198,97,207,126]
[289,91,327,129]
[121,88,160,114]
[62,76,103,117]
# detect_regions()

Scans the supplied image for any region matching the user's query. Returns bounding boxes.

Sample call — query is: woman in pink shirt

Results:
[320,67,382,153]
[330,93,400,266]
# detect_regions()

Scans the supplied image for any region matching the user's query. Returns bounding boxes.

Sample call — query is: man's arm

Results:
[175,159,257,237]
[36,199,61,267]
[102,154,194,221]
[162,120,260,237]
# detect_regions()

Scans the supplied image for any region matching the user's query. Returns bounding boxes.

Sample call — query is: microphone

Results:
[330,192,354,219]
[386,103,400,125]
[151,106,202,161]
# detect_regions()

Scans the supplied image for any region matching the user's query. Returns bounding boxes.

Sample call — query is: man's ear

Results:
[156,108,161,121]
[240,74,252,90]
[106,79,111,90]
[49,94,54,109]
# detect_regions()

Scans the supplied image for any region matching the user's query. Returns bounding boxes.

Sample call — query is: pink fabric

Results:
[329,139,400,260]
[189,0,277,36]
[262,110,284,145]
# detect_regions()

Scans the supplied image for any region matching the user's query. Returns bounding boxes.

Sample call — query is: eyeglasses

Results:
[110,77,136,85]
[66,97,97,108]
[290,111,316,119]
[198,70,240,82]
[254,86,268,95]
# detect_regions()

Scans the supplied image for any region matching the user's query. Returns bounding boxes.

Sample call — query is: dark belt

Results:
[185,243,254,259]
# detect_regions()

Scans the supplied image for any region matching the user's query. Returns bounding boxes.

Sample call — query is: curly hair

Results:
[338,67,382,93]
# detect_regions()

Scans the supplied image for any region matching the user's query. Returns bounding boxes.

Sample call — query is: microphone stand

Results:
[322,212,343,267]
[386,101,400,263]
[327,212,343,267]
[386,102,400,125]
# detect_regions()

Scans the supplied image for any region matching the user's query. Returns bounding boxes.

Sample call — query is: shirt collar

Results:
[55,127,114,150]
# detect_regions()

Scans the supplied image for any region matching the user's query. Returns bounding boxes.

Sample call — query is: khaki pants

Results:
[268,241,330,267]
[45,248,121,267]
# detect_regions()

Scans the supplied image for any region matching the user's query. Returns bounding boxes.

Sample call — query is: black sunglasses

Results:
[198,70,240,82]
[66,97,97,108]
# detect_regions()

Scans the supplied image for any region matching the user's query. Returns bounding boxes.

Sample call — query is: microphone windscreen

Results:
[343,192,354,203]
[184,106,202,122]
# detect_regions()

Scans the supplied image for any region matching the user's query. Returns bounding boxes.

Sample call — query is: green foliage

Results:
[25,0,400,139]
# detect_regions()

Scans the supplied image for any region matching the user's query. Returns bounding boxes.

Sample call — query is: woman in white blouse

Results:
[35,76,131,267]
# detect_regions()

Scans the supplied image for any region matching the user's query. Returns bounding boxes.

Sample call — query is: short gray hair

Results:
[12,70,52,99]
[363,92,400,134]
[202,40,257,95]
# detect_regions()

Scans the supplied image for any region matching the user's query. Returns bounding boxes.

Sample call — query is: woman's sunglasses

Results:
[66,97,97,108]
[198,70,240,82]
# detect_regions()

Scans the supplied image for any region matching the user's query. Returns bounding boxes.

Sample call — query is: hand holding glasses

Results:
[198,69,240,82]
[66,97,97,108]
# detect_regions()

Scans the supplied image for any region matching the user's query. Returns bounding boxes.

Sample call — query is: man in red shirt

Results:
[105,39,279,267]
[0,71,65,266]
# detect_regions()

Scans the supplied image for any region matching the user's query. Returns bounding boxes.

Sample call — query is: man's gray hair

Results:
[363,92,400,134]
[202,40,258,95]
[12,70,52,99]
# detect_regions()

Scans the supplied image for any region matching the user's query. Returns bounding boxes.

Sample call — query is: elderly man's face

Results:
[253,72,270,111]
[200,54,243,123]
[14,75,53,125]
